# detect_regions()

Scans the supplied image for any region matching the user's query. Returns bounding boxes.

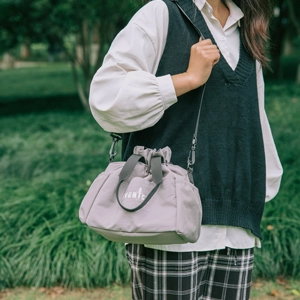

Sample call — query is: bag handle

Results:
[116,155,163,212]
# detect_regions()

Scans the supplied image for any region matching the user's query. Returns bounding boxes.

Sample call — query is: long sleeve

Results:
[89,1,177,133]
[256,61,283,202]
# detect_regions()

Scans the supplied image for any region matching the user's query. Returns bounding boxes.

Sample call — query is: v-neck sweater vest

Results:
[122,0,266,238]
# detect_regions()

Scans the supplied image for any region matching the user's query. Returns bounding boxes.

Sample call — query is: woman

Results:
[89,0,283,299]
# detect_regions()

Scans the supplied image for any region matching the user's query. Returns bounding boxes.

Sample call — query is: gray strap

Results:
[170,0,207,179]
[119,154,144,181]
[150,156,163,184]
[187,84,206,172]
[116,155,163,212]
[171,0,205,38]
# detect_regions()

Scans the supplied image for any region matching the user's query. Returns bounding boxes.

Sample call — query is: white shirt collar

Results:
[194,0,244,27]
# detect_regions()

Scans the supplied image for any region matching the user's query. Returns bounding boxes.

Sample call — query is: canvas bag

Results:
[79,145,202,244]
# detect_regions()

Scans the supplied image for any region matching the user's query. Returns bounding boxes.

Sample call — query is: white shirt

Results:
[89,0,283,252]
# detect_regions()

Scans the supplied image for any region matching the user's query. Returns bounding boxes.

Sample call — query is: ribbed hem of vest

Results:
[201,199,264,239]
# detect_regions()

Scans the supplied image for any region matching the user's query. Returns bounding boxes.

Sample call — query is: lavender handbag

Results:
[79,144,202,244]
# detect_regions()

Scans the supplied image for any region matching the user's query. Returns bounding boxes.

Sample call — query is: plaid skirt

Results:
[126,244,254,300]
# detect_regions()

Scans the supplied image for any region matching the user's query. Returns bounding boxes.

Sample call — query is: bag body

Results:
[79,146,202,244]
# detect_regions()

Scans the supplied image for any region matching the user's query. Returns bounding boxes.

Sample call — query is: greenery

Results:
[253,82,300,279]
[0,112,127,289]
[0,64,76,103]
[0,78,299,289]
[0,0,142,109]
[0,64,81,116]
[0,285,131,300]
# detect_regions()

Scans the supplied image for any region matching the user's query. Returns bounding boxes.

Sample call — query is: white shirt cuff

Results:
[157,74,177,110]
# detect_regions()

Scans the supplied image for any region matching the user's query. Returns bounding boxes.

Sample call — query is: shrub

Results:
[0,82,299,288]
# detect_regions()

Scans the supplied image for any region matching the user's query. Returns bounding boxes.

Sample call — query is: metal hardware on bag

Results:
[146,165,151,174]
[109,133,122,162]
[187,134,197,169]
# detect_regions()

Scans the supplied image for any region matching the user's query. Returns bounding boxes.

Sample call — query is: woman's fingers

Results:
[171,37,220,96]
[184,38,220,88]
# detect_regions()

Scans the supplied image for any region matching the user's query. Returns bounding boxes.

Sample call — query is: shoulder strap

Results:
[169,0,207,182]
[170,0,206,39]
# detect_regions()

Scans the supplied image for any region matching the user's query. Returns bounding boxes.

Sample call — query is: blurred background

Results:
[0,0,299,297]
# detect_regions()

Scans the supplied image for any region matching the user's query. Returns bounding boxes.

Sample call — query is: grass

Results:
[0,63,76,103]
[253,82,300,279]
[0,113,127,289]
[0,280,300,299]
[0,70,300,289]
[251,279,300,299]
[0,285,131,300]
[0,63,82,116]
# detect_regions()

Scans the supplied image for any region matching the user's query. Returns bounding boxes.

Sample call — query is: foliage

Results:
[0,113,127,289]
[0,82,299,288]
[0,0,143,109]
[253,82,300,279]
[269,0,300,79]
[63,0,143,110]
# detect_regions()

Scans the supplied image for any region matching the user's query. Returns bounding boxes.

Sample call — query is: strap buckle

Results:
[187,134,197,169]
[109,133,122,162]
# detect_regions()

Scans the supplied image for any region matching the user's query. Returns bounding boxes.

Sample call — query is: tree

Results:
[0,0,142,109]
[0,0,23,54]
[285,0,300,83]
[61,0,143,110]
[269,0,300,79]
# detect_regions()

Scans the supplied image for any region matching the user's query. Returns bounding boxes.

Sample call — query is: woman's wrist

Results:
[171,72,202,97]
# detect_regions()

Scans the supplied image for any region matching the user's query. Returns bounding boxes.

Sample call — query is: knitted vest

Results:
[122,0,266,238]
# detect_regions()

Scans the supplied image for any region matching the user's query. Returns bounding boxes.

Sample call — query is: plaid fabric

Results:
[126,244,254,300]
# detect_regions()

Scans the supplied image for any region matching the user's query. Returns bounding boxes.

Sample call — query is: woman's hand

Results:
[171,38,220,97]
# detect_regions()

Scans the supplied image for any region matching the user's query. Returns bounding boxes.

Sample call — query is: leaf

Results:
[276,275,288,285]
[270,289,280,297]
[291,289,300,296]
[252,282,263,288]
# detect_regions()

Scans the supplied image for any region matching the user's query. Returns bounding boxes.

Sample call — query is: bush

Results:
[253,82,300,279]
[0,112,128,289]
[0,82,299,288]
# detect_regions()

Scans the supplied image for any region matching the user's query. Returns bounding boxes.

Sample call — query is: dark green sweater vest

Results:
[122,0,266,238]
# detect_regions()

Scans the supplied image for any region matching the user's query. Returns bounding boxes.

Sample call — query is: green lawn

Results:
[0,63,82,115]
[0,65,300,290]
[0,63,76,102]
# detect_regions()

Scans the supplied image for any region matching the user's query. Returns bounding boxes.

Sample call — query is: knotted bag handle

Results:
[116,154,163,212]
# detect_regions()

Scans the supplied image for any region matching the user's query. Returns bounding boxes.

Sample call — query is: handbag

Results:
[79,143,202,244]
[79,0,207,244]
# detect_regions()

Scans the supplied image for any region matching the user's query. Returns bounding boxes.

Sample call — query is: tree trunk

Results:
[1,53,15,69]
[269,0,286,79]
[71,62,90,112]
[20,39,31,58]
[286,0,300,83]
